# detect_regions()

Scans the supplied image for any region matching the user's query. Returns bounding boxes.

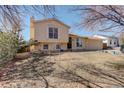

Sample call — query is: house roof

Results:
[69,34,102,40]
[69,33,88,38]
[35,18,70,28]
[69,34,83,38]
[94,34,118,39]
[87,37,102,40]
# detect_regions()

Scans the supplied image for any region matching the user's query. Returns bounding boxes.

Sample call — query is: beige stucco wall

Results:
[71,37,85,50]
[69,34,103,51]
[30,43,67,51]
[30,19,69,51]
[32,20,69,43]
[30,44,41,51]
[84,39,103,50]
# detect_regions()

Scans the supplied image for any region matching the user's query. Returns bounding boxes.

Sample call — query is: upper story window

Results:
[76,38,82,47]
[49,27,58,39]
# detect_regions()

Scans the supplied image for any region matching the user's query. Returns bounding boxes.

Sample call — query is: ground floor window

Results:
[43,44,48,49]
[76,38,82,47]
[110,40,112,45]
[56,44,61,49]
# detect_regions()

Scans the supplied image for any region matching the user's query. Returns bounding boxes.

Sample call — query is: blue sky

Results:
[23,6,114,41]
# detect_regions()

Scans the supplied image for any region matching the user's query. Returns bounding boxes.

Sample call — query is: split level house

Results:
[30,17,103,51]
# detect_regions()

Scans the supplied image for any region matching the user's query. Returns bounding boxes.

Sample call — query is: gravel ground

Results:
[0,51,124,88]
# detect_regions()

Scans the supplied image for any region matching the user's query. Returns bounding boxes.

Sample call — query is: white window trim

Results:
[47,25,59,39]
[76,38,82,47]
[43,44,49,50]
[56,44,61,50]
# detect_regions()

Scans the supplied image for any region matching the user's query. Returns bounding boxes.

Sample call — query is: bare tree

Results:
[74,5,124,33]
[0,5,55,63]
[0,5,56,47]
[0,5,55,33]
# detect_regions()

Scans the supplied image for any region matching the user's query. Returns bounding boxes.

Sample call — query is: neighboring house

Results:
[30,17,70,51]
[93,34,119,48]
[118,32,124,46]
[68,34,103,51]
[30,17,103,51]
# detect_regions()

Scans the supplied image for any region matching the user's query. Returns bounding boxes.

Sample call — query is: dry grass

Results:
[0,51,124,88]
[49,51,124,88]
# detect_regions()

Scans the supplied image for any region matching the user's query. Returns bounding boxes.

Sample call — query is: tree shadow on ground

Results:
[0,51,55,88]
[53,62,124,88]
[105,61,124,70]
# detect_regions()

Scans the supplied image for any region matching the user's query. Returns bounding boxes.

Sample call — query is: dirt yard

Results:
[0,51,124,88]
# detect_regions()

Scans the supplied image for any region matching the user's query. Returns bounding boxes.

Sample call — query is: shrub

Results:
[17,40,28,53]
[17,45,30,53]
[0,32,18,64]
[17,39,38,53]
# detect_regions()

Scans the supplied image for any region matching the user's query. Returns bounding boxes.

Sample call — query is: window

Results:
[114,41,116,45]
[43,44,48,49]
[49,28,53,38]
[76,38,80,47]
[49,27,58,39]
[56,44,61,49]
[110,40,112,45]
[76,38,82,47]
[54,28,58,39]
